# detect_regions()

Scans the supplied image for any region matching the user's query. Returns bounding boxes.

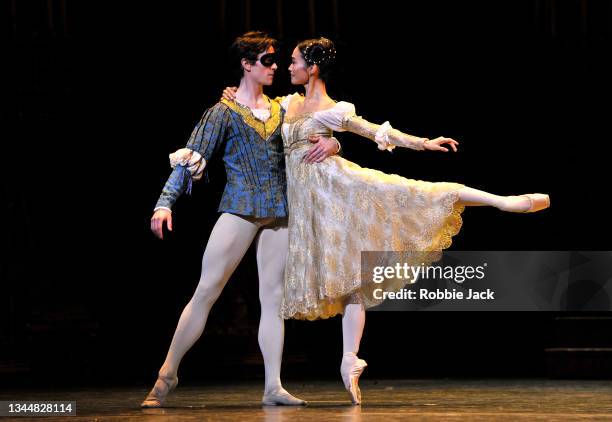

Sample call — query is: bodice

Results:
[281,113,333,156]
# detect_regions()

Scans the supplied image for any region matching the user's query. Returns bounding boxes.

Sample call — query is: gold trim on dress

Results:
[283,112,314,124]
[221,96,281,141]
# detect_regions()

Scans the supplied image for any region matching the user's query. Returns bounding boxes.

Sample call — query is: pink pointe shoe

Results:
[341,352,368,405]
[518,193,550,213]
[141,374,178,408]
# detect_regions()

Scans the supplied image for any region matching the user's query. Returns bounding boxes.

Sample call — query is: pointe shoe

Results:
[141,374,178,408]
[262,388,307,406]
[518,193,550,213]
[341,352,368,405]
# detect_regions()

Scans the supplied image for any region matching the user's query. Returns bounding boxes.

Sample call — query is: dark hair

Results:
[229,31,278,81]
[297,37,337,83]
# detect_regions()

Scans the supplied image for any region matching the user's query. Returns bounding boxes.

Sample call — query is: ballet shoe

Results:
[519,193,550,213]
[340,352,368,405]
[501,194,550,213]
[262,388,307,406]
[140,374,178,408]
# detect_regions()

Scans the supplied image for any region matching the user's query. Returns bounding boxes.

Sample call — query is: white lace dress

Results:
[278,94,465,320]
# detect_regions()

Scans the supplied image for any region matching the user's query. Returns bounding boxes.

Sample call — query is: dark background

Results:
[3,0,611,387]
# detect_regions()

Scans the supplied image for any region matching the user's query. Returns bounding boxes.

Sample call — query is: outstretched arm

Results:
[343,115,458,153]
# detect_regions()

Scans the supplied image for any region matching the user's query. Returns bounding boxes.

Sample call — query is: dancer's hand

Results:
[151,209,173,240]
[220,87,238,102]
[424,137,459,152]
[304,135,339,163]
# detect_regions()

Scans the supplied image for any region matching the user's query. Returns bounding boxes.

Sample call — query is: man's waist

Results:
[224,178,287,191]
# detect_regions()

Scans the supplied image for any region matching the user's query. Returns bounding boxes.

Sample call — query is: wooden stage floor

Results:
[2,379,612,421]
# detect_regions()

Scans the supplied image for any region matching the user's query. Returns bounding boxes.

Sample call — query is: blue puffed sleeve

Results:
[154,103,230,210]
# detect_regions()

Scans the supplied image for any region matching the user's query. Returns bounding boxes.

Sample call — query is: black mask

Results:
[258,53,278,68]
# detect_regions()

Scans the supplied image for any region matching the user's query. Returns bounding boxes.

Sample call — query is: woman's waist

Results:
[284,139,311,153]
[284,135,330,155]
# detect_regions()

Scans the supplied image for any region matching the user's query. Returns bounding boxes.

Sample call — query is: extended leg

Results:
[142,213,260,407]
[457,186,549,212]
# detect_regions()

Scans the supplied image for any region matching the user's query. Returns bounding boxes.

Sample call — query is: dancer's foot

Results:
[141,374,178,408]
[500,194,550,213]
[262,387,307,406]
[340,352,367,405]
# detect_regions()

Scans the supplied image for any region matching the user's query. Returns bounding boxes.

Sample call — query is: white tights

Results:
[342,303,366,355]
[457,186,532,211]
[158,212,288,394]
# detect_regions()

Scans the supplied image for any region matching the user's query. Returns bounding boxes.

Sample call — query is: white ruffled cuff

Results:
[169,148,207,181]
[153,206,172,213]
[374,121,396,152]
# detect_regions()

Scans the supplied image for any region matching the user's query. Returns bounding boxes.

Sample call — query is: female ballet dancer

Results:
[222,37,550,405]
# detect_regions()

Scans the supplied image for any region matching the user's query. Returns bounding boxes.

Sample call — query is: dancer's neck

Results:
[303,78,330,104]
[235,77,266,109]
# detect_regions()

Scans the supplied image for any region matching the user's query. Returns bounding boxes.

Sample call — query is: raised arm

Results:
[346,116,459,153]
[343,115,427,151]
[318,102,458,153]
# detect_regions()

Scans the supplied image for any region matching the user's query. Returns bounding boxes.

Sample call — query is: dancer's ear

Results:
[241,58,252,73]
[308,64,319,78]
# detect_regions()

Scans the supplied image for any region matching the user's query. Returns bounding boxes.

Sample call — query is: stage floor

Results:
[2,379,612,421]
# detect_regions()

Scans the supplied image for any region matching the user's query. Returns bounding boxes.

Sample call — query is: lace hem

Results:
[280,186,465,321]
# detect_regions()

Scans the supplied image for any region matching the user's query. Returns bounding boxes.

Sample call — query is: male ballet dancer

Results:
[142,31,339,407]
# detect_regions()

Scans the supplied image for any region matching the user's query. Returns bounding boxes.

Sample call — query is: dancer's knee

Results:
[259,281,282,308]
[191,279,224,307]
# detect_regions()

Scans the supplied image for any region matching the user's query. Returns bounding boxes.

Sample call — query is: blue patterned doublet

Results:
[155,97,288,218]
